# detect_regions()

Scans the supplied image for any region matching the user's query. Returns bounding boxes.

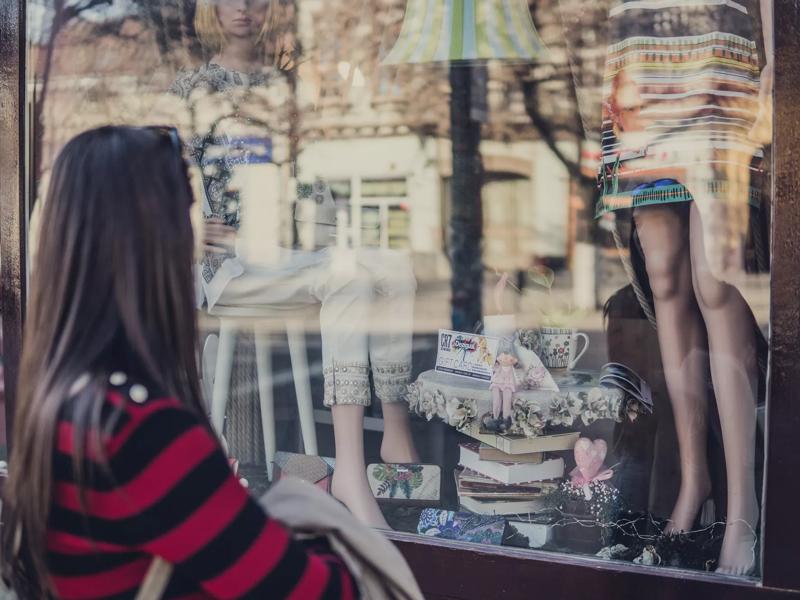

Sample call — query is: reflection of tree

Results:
[514,0,613,307]
[518,0,611,240]
[31,0,299,197]
[31,0,191,200]
[34,0,112,189]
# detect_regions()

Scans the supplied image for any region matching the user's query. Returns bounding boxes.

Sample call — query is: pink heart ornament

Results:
[573,437,607,482]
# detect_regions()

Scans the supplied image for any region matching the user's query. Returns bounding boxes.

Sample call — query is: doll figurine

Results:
[488,353,520,432]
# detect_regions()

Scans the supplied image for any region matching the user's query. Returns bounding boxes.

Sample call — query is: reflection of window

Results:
[360,203,411,249]
[360,206,382,247]
[362,178,407,197]
[483,174,535,271]
[387,205,410,249]
[352,178,410,249]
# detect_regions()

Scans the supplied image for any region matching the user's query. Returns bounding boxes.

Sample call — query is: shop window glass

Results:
[26,0,773,580]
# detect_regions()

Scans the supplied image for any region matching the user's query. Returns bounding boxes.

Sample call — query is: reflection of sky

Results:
[28,0,138,43]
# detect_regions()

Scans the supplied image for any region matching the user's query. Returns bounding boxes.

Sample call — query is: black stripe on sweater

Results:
[51,449,231,546]
[53,407,200,491]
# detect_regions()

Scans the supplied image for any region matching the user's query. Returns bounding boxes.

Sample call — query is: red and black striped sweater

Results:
[47,374,357,599]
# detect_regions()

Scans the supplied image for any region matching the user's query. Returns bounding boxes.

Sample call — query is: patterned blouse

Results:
[168,63,285,301]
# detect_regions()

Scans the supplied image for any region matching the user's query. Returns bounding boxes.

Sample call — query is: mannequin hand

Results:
[204,217,236,254]
[748,61,773,145]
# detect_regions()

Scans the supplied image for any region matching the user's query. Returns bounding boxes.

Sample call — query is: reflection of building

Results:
[32,0,576,283]
[295,0,572,281]
[297,136,570,280]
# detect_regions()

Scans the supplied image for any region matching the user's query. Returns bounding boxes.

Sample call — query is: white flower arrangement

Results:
[406,383,478,429]
[407,379,629,438]
[510,398,546,437]
[445,396,479,430]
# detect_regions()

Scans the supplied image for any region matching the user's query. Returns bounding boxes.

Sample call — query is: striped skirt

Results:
[597,0,764,217]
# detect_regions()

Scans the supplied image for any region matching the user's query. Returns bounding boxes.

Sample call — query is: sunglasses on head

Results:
[139,126,201,207]
[144,125,182,155]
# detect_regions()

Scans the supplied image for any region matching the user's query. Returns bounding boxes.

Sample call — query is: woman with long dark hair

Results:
[0,126,358,598]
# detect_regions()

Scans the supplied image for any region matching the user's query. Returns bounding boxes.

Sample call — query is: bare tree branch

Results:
[520,79,593,185]
[63,0,113,21]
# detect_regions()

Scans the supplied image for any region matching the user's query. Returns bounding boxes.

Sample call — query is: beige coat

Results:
[263,478,424,600]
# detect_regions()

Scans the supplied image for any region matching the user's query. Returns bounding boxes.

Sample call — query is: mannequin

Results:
[598,0,772,576]
[171,0,419,528]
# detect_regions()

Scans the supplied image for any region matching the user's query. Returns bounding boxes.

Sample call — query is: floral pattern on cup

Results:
[534,327,589,370]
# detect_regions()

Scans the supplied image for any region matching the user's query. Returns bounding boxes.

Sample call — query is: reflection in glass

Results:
[596,0,770,576]
[170,0,421,529]
[23,0,774,582]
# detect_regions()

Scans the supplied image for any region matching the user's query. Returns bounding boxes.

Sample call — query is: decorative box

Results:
[368,463,441,505]
[273,452,335,493]
[417,508,506,546]
[545,480,623,554]
[506,518,555,549]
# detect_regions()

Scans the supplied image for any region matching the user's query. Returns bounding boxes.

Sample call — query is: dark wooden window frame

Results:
[1,1,798,598]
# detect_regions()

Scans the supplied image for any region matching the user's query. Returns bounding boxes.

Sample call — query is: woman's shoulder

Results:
[55,372,207,483]
[61,371,192,437]
[102,372,205,438]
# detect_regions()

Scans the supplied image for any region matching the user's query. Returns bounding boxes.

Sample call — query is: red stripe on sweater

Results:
[339,558,356,600]
[47,530,131,554]
[139,474,249,563]
[55,426,217,518]
[202,518,291,597]
[286,555,333,600]
[49,556,150,599]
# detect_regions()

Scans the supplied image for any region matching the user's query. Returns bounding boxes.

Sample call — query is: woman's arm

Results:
[761,0,773,62]
[105,398,357,599]
[748,0,773,144]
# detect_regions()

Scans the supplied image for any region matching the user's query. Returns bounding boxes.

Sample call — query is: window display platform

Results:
[407,369,643,437]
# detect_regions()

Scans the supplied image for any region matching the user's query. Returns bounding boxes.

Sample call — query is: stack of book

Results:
[455,427,579,516]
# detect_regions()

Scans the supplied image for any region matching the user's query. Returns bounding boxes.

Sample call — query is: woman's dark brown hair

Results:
[1,126,206,597]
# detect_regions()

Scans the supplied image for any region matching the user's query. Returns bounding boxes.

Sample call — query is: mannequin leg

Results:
[317,265,389,528]
[492,388,502,420]
[330,404,389,529]
[381,402,419,463]
[634,205,712,533]
[502,388,513,420]
[363,249,420,464]
[216,256,390,526]
[689,205,759,575]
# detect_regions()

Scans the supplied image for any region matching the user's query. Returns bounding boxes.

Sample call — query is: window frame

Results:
[1,1,799,597]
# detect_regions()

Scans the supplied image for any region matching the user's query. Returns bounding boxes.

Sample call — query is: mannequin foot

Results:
[380,402,420,463]
[664,479,712,534]
[332,468,390,529]
[380,438,419,464]
[716,500,759,576]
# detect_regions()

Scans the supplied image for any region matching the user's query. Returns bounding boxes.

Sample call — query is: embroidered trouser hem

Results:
[323,361,412,407]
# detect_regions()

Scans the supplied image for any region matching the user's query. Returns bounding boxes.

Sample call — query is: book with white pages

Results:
[459,442,565,485]
[459,495,547,516]
[461,421,580,455]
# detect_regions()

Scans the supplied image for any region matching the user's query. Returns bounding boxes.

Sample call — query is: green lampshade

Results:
[383,0,546,64]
